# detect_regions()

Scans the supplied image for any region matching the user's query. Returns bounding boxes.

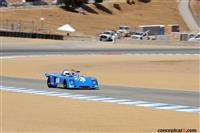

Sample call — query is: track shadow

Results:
[81,4,98,14]
[127,0,135,5]
[94,3,112,14]
[58,87,99,90]
[60,5,79,13]
[33,1,48,5]
[138,0,151,3]
[113,3,121,11]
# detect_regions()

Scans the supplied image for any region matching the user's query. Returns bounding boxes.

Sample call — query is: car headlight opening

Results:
[92,80,97,85]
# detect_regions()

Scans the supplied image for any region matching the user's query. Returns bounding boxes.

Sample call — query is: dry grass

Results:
[0,0,188,35]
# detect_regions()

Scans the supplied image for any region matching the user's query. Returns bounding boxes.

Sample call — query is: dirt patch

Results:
[1,91,199,132]
[1,55,199,91]
[0,0,188,35]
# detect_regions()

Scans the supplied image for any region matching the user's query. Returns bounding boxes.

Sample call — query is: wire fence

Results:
[0,19,52,33]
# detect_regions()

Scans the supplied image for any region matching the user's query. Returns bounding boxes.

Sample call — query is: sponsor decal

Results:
[56,78,60,83]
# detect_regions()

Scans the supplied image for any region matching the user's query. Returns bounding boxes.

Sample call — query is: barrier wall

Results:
[0,30,64,40]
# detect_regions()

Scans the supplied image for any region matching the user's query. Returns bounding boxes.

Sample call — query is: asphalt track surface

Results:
[1,76,200,107]
[178,0,200,31]
[1,48,200,56]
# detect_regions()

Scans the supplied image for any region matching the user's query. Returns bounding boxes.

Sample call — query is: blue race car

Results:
[45,69,99,89]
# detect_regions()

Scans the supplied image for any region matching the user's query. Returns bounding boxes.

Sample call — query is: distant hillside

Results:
[0,0,188,36]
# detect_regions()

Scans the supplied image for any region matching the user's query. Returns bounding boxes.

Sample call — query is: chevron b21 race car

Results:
[45,69,99,89]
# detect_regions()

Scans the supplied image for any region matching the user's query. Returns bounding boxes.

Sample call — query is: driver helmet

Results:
[63,70,70,76]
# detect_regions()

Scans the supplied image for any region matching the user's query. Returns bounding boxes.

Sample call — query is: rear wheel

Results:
[63,80,67,89]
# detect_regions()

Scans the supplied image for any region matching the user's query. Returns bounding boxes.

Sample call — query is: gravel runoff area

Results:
[0,91,199,132]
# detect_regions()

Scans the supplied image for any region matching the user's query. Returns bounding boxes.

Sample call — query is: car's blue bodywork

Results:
[45,70,99,89]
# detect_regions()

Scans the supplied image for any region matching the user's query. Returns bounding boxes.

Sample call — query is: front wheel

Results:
[47,78,52,88]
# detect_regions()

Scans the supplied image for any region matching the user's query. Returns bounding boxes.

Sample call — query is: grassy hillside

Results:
[0,0,188,35]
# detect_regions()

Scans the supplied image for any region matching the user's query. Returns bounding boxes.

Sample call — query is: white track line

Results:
[1,53,199,60]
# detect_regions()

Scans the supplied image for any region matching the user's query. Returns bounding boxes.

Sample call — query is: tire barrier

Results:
[0,30,64,40]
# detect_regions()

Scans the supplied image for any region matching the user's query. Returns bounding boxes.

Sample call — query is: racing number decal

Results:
[56,78,60,83]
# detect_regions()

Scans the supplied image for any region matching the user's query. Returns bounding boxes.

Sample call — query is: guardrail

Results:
[0,30,64,40]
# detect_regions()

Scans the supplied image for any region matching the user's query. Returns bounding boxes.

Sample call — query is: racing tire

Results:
[109,37,112,41]
[63,80,68,89]
[47,78,52,88]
